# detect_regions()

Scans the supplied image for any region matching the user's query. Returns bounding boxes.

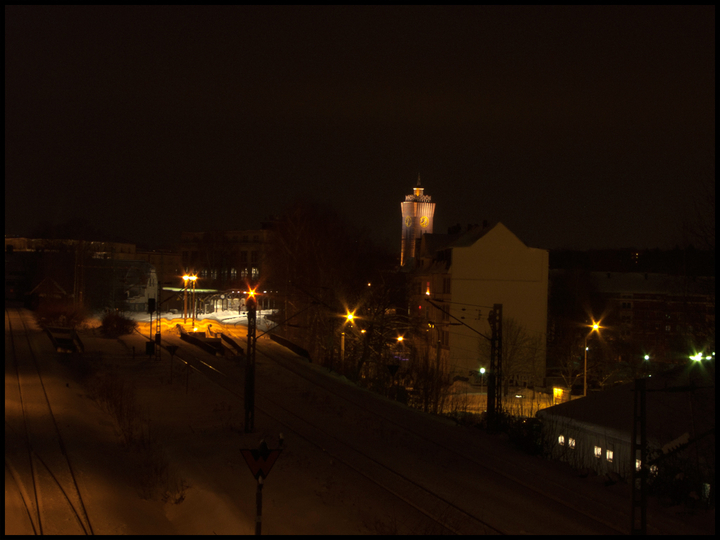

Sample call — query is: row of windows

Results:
[559,435,613,460]
[181,250,260,263]
[557,435,658,473]
[198,267,260,279]
[182,234,262,244]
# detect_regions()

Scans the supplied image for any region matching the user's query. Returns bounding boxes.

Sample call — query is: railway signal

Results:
[241,436,284,535]
[245,290,258,432]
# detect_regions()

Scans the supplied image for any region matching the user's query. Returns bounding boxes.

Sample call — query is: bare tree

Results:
[478,316,544,393]
[264,200,395,368]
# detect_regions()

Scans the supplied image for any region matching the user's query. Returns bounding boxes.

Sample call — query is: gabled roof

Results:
[447,222,496,248]
[447,221,528,249]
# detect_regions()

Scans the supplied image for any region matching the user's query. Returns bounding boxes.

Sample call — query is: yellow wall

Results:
[448,223,548,383]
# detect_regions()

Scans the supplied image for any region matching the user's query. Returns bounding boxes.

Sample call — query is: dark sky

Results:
[5,6,715,251]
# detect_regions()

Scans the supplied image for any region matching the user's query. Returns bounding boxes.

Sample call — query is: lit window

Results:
[635,459,642,471]
[650,465,658,476]
[606,450,614,462]
[595,446,602,458]
[568,438,576,449]
[558,435,565,446]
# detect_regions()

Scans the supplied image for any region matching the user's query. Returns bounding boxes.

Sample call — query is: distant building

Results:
[407,222,549,386]
[5,236,137,260]
[4,236,157,312]
[546,249,714,378]
[593,271,714,364]
[179,227,272,289]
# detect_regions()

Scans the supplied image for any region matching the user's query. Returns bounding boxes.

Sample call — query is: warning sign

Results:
[241,442,282,480]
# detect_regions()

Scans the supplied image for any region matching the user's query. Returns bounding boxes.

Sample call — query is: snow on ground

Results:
[6,308,715,535]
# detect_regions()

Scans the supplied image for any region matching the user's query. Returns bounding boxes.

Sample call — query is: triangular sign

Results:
[241,448,282,480]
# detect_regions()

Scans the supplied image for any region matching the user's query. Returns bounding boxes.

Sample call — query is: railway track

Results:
[160,325,632,534]
[158,329,503,534]
[251,337,630,535]
[5,308,94,535]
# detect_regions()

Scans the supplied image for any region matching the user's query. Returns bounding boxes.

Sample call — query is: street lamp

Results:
[182,275,191,324]
[479,367,486,405]
[584,321,601,397]
[183,275,198,327]
[341,310,355,367]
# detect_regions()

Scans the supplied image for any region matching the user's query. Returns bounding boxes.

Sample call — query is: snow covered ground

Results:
[6,307,714,534]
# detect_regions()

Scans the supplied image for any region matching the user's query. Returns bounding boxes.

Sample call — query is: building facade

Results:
[594,271,713,364]
[4,236,156,311]
[408,222,549,386]
[179,227,272,289]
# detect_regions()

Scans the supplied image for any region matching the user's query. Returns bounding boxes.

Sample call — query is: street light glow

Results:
[346,311,355,322]
[584,319,602,398]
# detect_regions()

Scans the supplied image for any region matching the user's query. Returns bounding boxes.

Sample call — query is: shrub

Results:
[100,310,138,337]
[508,417,544,455]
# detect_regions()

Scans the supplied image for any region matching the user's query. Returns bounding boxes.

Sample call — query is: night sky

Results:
[5,6,715,251]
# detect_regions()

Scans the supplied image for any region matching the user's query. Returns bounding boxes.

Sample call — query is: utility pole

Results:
[631,377,647,535]
[245,293,257,433]
[487,303,503,431]
[434,332,442,414]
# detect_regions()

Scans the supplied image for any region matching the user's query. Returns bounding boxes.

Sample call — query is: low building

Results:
[4,236,156,311]
[536,361,714,487]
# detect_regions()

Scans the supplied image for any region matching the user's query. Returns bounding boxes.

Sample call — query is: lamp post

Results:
[190,275,198,328]
[479,367,486,412]
[182,275,190,324]
[341,310,355,367]
[584,321,601,397]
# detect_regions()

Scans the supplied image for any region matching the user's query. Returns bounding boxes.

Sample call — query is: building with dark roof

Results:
[537,360,714,488]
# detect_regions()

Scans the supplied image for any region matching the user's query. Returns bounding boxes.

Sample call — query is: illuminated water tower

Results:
[401,176,435,266]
